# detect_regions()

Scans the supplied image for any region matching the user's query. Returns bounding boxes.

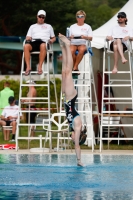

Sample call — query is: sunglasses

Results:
[38,15,45,19]
[76,15,84,18]
[117,15,125,18]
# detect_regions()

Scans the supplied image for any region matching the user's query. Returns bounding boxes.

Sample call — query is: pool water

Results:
[0,154,133,200]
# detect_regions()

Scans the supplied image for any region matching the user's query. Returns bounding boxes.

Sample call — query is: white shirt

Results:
[27,23,55,42]
[107,25,133,46]
[2,105,22,121]
[69,23,93,45]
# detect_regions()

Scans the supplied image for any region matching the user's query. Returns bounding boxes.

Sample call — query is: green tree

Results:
[108,0,128,8]
[76,0,112,30]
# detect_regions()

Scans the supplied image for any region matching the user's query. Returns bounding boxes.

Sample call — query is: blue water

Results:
[0,154,133,200]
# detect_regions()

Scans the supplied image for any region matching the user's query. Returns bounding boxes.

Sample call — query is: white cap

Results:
[26,80,35,84]
[37,10,46,16]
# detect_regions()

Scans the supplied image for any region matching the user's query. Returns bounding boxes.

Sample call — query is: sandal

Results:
[37,70,43,75]
[25,70,31,76]
[73,69,80,75]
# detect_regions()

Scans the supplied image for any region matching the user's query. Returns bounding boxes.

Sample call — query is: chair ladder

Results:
[16,44,58,151]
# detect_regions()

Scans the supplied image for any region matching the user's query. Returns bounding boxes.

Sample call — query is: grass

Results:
[0,126,68,149]
[1,127,133,151]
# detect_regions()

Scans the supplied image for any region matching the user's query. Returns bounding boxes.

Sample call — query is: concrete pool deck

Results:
[0,149,133,155]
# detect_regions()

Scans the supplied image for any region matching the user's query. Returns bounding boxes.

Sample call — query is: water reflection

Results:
[0,189,133,200]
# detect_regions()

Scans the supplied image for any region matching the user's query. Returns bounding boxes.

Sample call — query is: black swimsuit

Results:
[64,95,79,131]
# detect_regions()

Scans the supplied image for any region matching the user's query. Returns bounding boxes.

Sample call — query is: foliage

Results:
[108,0,128,8]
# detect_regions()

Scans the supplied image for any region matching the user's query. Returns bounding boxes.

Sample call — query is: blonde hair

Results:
[76,10,86,18]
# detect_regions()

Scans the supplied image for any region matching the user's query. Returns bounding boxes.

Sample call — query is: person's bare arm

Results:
[7,116,17,120]
[1,115,7,121]
[122,36,130,41]
[49,36,56,44]
[106,36,113,41]
[26,36,32,41]
[69,35,74,39]
[82,35,92,41]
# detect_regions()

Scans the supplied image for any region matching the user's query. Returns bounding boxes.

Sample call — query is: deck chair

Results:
[102,116,121,145]
[2,126,12,131]
[43,112,72,152]
[2,119,19,139]
[0,124,12,136]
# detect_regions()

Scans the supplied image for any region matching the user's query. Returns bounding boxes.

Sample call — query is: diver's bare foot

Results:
[122,58,128,64]
[77,159,84,167]
[58,37,64,47]
[77,162,84,167]
[58,33,70,46]
[112,68,118,74]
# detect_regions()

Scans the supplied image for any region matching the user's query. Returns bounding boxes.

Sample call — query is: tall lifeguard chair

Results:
[100,38,133,151]
[16,40,58,151]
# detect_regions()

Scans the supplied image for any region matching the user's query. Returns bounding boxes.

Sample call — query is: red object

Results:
[94,116,98,124]
[0,144,16,150]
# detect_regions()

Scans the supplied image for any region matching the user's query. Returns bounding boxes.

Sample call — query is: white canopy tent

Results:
[92,0,133,49]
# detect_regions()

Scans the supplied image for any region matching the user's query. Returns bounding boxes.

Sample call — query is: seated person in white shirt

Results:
[24,10,56,76]
[106,12,133,74]
[0,96,22,141]
[69,10,93,75]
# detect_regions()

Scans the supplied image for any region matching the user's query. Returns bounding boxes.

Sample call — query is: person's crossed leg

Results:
[111,39,127,74]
